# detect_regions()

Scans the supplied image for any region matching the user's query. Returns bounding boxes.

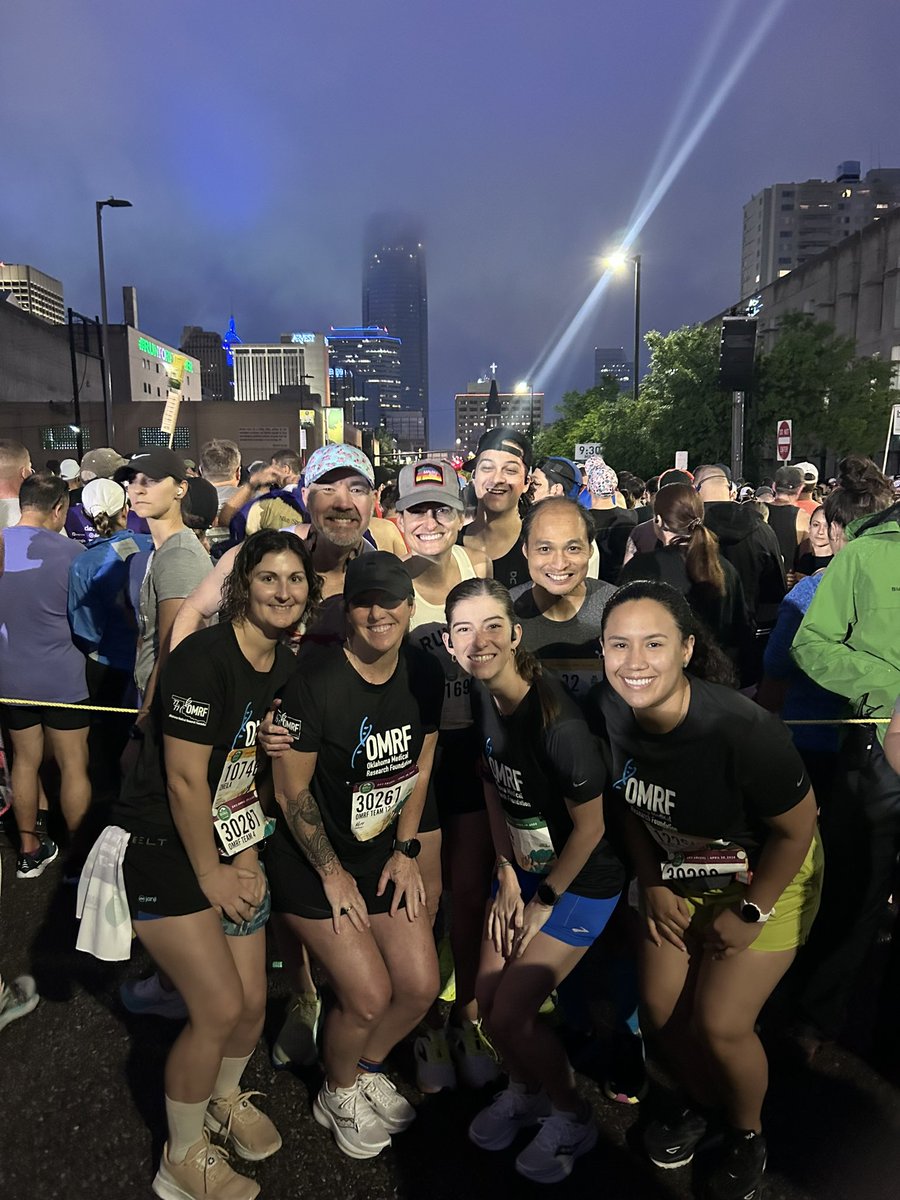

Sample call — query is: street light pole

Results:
[632,253,641,404]
[96,196,132,446]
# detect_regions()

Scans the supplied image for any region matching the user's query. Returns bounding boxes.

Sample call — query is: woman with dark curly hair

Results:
[78,530,320,1200]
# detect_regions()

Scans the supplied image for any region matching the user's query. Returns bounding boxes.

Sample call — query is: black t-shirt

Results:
[794,552,832,575]
[588,508,638,584]
[114,623,296,842]
[275,642,444,874]
[470,674,625,898]
[512,578,615,705]
[587,677,809,880]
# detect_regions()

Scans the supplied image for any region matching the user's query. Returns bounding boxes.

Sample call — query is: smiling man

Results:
[460,427,532,589]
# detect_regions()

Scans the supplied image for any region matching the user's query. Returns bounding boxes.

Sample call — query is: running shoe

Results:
[16,836,59,880]
[0,975,40,1032]
[271,992,321,1068]
[643,1106,708,1169]
[152,1133,259,1200]
[602,1030,649,1105]
[515,1109,598,1183]
[120,973,188,1020]
[704,1129,767,1200]
[205,1088,282,1161]
[313,1079,391,1159]
[468,1081,551,1151]
[414,1025,457,1093]
[448,1018,500,1088]
[357,1070,417,1133]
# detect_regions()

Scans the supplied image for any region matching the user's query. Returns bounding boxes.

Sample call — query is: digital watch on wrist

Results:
[739,899,775,924]
[536,881,560,908]
[391,838,421,859]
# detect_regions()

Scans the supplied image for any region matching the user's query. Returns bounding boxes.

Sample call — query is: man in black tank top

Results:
[459,427,532,588]
[766,465,810,569]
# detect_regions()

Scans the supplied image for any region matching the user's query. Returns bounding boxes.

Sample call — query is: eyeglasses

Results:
[402,504,458,524]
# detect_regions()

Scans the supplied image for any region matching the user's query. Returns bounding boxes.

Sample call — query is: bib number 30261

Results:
[351,766,419,843]
[213,791,266,856]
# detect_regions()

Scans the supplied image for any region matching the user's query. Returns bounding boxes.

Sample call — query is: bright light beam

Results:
[529,0,790,395]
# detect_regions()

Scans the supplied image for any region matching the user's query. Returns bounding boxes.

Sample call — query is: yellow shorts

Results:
[673,832,824,953]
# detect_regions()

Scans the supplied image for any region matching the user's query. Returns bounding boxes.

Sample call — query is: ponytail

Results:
[683,523,726,596]
[85,508,116,539]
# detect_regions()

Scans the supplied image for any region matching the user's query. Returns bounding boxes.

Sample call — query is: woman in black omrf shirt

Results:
[444,577,623,1186]
[592,580,822,1200]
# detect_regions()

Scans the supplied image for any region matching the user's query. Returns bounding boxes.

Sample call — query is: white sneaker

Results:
[357,1070,417,1133]
[313,1079,391,1159]
[448,1019,500,1088]
[469,1081,551,1151]
[413,1026,457,1093]
[120,973,188,1020]
[515,1109,598,1183]
[0,975,40,1032]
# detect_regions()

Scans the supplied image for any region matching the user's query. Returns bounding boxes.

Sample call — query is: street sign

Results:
[674,451,688,471]
[776,419,792,462]
[575,442,602,460]
[893,403,900,437]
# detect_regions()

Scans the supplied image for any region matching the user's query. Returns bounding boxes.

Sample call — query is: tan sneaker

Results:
[205,1089,282,1161]
[152,1134,259,1200]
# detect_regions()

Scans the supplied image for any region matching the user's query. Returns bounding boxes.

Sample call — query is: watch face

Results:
[396,838,421,858]
[536,882,558,907]
[741,903,762,923]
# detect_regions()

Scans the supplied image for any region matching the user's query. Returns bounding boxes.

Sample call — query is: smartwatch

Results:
[392,838,421,859]
[536,881,560,908]
[739,899,775,924]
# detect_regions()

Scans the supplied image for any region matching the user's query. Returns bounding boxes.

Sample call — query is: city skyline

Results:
[3,1,898,448]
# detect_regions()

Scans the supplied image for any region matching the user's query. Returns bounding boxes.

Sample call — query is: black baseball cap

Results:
[126,447,189,482]
[344,551,414,604]
[476,427,533,470]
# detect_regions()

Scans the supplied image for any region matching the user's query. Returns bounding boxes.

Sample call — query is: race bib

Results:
[506,814,557,875]
[351,765,419,843]
[212,744,265,856]
[441,674,472,730]
[553,657,603,700]
[647,825,750,887]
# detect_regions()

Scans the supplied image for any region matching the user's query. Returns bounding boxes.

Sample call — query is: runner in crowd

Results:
[67,478,153,797]
[264,552,443,1160]
[621,468,694,565]
[765,465,811,570]
[395,459,496,1092]
[0,438,33,530]
[78,529,319,1200]
[790,504,832,581]
[444,577,624,1184]
[0,472,90,878]
[618,482,754,681]
[590,580,822,1200]
[459,427,532,589]
[512,496,614,702]
[528,457,582,505]
[583,456,636,584]
[792,462,821,516]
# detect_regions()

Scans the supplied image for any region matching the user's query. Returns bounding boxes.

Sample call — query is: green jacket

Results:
[792,503,900,743]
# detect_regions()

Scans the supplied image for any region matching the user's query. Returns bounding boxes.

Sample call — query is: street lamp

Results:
[96,196,132,444]
[515,379,535,438]
[605,251,641,403]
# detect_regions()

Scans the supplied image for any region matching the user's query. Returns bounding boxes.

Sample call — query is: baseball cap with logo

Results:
[395,461,463,512]
[343,550,414,605]
[126,448,189,482]
[82,478,127,518]
[304,444,375,488]
[80,447,128,482]
[793,461,819,486]
[59,458,81,482]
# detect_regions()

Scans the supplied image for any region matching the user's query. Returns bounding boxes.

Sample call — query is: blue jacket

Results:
[68,529,153,674]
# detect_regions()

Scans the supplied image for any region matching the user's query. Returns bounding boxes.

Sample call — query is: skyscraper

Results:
[0,263,64,324]
[362,215,428,449]
[327,326,402,432]
[180,326,231,401]
[594,347,633,391]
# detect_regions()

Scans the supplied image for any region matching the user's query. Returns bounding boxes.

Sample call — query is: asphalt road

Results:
[2,833,899,1200]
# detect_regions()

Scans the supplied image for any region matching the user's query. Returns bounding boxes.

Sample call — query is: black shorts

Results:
[433,729,485,822]
[266,826,402,920]
[123,832,211,920]
[3,700,91,732]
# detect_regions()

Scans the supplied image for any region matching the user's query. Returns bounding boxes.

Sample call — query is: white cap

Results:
[59,458,81,481]
[792,461,818,485]
[82,478,127,518]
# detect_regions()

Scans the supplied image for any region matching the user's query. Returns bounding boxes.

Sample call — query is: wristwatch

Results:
[391,838,421,859]
[536,881,560,908]
[739,899,775,924]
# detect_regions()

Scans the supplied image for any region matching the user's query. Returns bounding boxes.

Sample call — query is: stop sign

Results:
[776,419,792,462]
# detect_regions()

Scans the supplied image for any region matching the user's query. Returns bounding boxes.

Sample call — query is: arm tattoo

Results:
[287,787,338,875]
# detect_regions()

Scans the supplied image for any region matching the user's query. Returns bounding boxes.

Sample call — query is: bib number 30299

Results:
[351,766,419,843]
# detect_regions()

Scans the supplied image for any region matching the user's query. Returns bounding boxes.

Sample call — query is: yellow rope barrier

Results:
[0,698,138,715]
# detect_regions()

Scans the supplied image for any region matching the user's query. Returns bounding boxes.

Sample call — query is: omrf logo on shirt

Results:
[615,757,675,820]
[351,715,413,774]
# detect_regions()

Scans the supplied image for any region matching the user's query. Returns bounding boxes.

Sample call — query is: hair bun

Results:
[837,454,887,497]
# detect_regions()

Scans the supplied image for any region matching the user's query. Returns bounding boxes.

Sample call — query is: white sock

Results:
[165,1095,211,1163]
[212,1053,253,1102]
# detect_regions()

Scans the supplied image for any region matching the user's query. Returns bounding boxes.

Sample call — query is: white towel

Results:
[76,826,133,961]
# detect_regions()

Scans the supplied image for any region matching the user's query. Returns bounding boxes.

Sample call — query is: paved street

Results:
[2,831,899,1200]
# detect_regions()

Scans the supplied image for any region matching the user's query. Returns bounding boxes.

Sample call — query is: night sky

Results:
[5,0,898,446]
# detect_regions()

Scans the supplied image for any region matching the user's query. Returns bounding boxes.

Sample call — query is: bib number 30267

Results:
[213,792,265,856]
[351,766,419,843]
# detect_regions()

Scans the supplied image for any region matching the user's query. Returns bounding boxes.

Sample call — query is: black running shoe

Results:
[16,836,59,880]
[643,1106,708,1169]
[705,1129,767,1200]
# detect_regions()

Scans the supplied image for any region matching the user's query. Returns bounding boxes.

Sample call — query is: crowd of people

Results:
[0,428,899,1200]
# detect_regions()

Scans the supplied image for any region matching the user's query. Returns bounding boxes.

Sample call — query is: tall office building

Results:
[594,347,633,390]
[741,161,900,298]
[327,326,402,434]
[180,326,231,401]
[232,343,307,403]
[280,332,330,407]
[0,263,65,324]
[362,216,428,448]
[455,379,544,453]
